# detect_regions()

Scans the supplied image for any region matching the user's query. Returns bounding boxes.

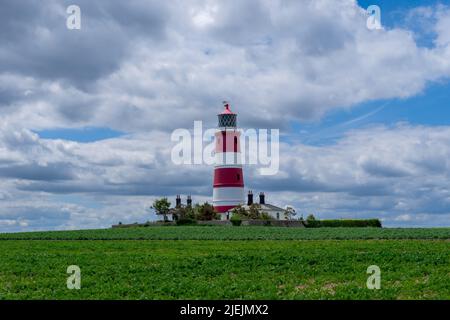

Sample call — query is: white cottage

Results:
[225,191,293,220]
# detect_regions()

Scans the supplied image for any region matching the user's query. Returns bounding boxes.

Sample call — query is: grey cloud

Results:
[208,0,273,46]
[0,162,74,181]
[0,206,70,222]
[1,1,450,132]
[1,124,450,229]
[17,168,211,196]
[361,160,410,178]
[0,198,74,232]
[97,0,169,36]
[0,0,170,88]
[249,172,331,193]
[0,87,26,107]
[347,183,393,197]
[55,94,100,123]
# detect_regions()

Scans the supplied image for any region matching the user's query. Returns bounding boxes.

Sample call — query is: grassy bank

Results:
[1,226,450,240]
[0,239,448,299]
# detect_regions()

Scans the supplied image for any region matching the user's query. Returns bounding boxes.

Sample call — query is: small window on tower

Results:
[234,136,238,152]
[237,173,240,181]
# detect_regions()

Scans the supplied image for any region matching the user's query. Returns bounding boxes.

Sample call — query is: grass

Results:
[1,226,450,240]
[0,227,448,299]
[0,239,448,299]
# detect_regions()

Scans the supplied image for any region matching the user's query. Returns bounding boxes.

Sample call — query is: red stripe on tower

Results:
[213,168,244,187]
[213,102,244,218]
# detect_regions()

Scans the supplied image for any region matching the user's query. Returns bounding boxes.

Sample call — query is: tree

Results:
[195,202,219,220]
[230,205,247,218]
[284,206,297,220]
[260,211,272,221]
[230,204,272,221]
[248,204,262,219]
[152,198,171,221]
[184,206,196,220]
[172,206,196,221]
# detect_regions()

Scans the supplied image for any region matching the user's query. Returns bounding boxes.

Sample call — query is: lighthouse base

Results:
[217,212,230,221]
[214,205,237,213]
[215,207,234,221]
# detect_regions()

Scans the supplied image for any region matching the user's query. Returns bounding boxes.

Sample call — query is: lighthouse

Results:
[213,102,245,219]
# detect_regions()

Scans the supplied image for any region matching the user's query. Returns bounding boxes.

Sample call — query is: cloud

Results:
[0,162,74,181]
[248,124,450,224]
[0,122,450,229]
[1,0,450,132]
[1,1,450,230]
[0,0,170,86]
[360,160,410,178]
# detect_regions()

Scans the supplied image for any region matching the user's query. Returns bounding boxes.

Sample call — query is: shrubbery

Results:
[176,218,197,226]
[230,204,273,221]
[230,215,242,226]
[194,203,220,220]
[171,202,220,222]
[305,219,382,228]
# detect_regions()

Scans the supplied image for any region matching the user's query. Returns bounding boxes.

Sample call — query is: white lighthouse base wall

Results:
[218,213,230,221]
[213,187,244,205]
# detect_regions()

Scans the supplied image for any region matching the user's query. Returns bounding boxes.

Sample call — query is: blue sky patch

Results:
[36,127,125,143]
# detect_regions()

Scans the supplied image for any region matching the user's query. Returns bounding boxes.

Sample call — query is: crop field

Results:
[1,226,450,240]
[0,227,449,300]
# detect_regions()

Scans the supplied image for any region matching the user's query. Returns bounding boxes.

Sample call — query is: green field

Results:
[0,227,449,300]
[1,226,450,240]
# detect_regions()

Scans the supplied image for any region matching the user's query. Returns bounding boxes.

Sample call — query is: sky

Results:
[1,0,450,231]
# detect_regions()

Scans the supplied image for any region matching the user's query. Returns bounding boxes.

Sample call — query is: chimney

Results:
[187,195,192,207]
[259,192,265,205]
[176,195,181,208]
[247,190,253,205]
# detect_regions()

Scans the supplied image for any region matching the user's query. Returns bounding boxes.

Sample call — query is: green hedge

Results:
[305,219,382,228]
[230,215,242,226]
[176,218,197,226]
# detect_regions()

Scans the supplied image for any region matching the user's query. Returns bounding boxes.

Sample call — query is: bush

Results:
[176,218,197,226]
[195,203,220,220]
[260,212,273,221]
[305,219,321,228]
[230,204,274,221]
[305,219,382,228]
[230,215,242,226]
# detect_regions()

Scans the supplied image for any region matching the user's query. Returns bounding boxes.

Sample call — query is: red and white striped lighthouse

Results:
[213,102,244,218]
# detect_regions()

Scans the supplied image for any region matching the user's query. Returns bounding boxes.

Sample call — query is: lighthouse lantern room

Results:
[212,102,245,219]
